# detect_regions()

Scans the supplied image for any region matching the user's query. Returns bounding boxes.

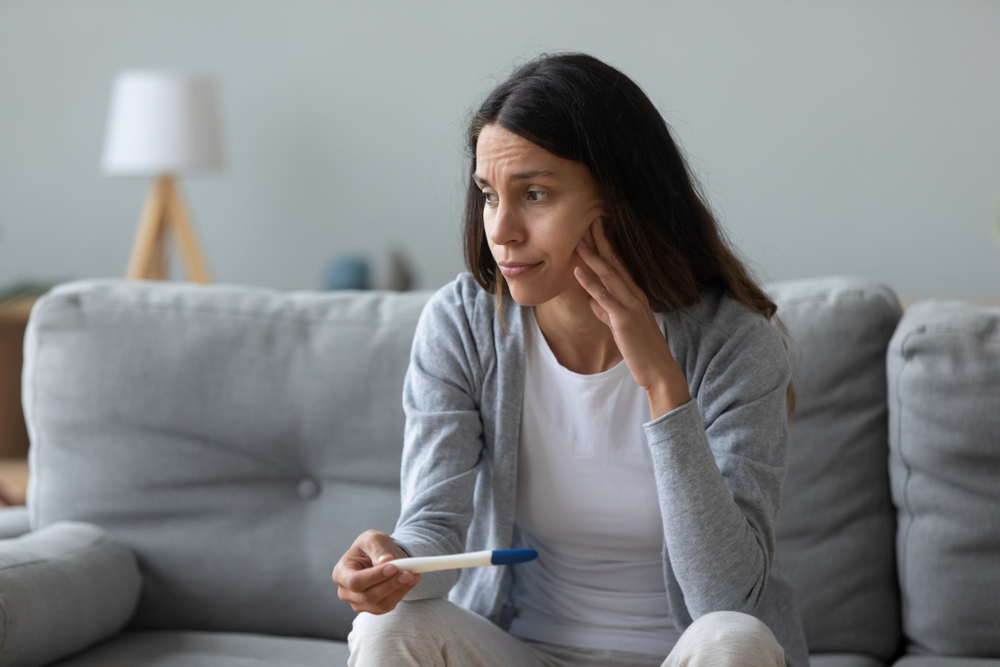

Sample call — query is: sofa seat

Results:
[50,631,350,667]
[810,655,886,667]
[48,637,1000,667]
[811,658,1000,667]
[893,659,1000,667]
[48,634,1000,667]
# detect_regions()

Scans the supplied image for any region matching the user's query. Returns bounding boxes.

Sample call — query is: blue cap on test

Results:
[490,549,538,565]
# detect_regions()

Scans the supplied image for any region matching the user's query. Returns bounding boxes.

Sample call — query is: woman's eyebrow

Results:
[510,170,556,181]
[472,170,557,187]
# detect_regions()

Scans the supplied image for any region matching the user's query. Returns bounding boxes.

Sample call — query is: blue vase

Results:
[323,255,369,290]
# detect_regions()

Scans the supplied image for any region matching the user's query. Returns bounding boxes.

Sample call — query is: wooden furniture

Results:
[127,175,212,283]
[0,295,36,462]
[0,459,28,506]
[0,295,36,505]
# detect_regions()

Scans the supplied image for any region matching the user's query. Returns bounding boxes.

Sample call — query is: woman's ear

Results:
[580,215,604,250]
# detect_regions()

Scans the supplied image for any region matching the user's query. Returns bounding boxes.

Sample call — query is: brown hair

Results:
[462,53,796,420]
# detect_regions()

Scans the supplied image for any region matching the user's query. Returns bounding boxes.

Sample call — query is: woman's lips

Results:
[498,262,541,277]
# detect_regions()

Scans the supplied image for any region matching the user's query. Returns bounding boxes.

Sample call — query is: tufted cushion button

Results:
[296,478,320,500]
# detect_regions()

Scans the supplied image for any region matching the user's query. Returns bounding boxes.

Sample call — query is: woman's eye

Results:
[527,190,546,202]
[483,192,498,204]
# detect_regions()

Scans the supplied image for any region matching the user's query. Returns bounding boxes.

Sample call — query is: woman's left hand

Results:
[574,217,692,420]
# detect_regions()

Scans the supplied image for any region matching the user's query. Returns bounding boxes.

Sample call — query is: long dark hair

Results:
[462,53,796,420]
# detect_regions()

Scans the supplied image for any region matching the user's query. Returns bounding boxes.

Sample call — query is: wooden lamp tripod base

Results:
[126,175,212,283]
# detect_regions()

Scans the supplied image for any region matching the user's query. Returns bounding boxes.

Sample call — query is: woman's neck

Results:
[532,290,622,375]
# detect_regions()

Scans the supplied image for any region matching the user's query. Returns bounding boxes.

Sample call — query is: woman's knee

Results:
[348,599,457,665]
[670,611,785,667]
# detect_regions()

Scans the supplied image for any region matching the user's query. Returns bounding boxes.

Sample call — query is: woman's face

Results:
[475,123,607,307]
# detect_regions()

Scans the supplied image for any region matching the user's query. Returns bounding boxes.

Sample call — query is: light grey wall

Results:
[1,0,998,299]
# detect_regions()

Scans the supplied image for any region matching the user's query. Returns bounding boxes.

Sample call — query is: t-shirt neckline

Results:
[527,307,632,383]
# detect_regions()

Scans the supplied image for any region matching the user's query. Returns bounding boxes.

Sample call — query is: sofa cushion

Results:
[887,300,1000,657]
[766,276,903,660]
[0,521,141,667]
[0,505,30,538]
[23,279,434,641]
[49,631,350,666]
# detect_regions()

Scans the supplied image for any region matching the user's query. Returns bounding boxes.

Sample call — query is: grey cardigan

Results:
[391,273,809,667]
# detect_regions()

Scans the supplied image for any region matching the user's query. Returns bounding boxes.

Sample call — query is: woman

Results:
[333,52,808,667]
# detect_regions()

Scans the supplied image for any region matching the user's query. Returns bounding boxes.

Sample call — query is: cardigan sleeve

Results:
[643,317,792,620]
[390,281,487,601]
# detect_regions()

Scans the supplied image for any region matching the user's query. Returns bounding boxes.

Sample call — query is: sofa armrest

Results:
[0,507,31,540]
[0,521,142,667]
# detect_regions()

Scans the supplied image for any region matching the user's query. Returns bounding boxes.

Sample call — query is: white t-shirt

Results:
[507,306,683,656]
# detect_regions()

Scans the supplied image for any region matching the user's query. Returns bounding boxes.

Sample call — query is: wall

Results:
[1,0,998,299]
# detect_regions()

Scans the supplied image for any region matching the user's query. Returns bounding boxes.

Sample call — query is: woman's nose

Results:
[487,201,524,247]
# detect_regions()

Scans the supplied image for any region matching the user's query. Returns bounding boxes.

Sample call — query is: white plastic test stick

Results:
[392,549,537,574]
[392,550,494,574]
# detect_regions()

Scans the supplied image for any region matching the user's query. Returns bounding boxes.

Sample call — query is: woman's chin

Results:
[507,290,534,307]
[506,285,543,307]
[506,282,563,308]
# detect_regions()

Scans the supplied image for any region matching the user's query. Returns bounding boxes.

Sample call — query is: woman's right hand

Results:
[332,529,422,615]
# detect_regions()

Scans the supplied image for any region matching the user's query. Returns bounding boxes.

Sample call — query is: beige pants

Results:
[347,599,786,667]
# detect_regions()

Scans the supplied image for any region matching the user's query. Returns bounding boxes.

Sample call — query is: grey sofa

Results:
[0,275,997,667]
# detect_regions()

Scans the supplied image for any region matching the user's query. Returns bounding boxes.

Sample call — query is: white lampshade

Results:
[102,71,225,176]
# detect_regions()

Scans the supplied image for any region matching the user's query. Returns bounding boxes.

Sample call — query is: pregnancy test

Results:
[392,549,538,574]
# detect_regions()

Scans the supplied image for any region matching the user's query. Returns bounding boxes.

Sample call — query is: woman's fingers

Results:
[589,304,610,326]
[337,559,395,593]
[576,240,635,312]
[360,529,406,564]
[360,565,419,605]
[332,529,421,614]
[573,267,625,322]
[337,563,421,612]
[586,218,646,304]
[354,574,421,614]
[334,554,422,614]
[589,218,624,270]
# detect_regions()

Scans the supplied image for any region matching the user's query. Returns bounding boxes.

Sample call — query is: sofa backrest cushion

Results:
[767,276,903,660]
[23,279,433,641]
[887,300,1000,657]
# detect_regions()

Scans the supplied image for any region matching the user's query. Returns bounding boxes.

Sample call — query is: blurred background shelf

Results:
[0,287,44,507]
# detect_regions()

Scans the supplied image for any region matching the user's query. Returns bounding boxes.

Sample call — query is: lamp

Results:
[102,71,225,283]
